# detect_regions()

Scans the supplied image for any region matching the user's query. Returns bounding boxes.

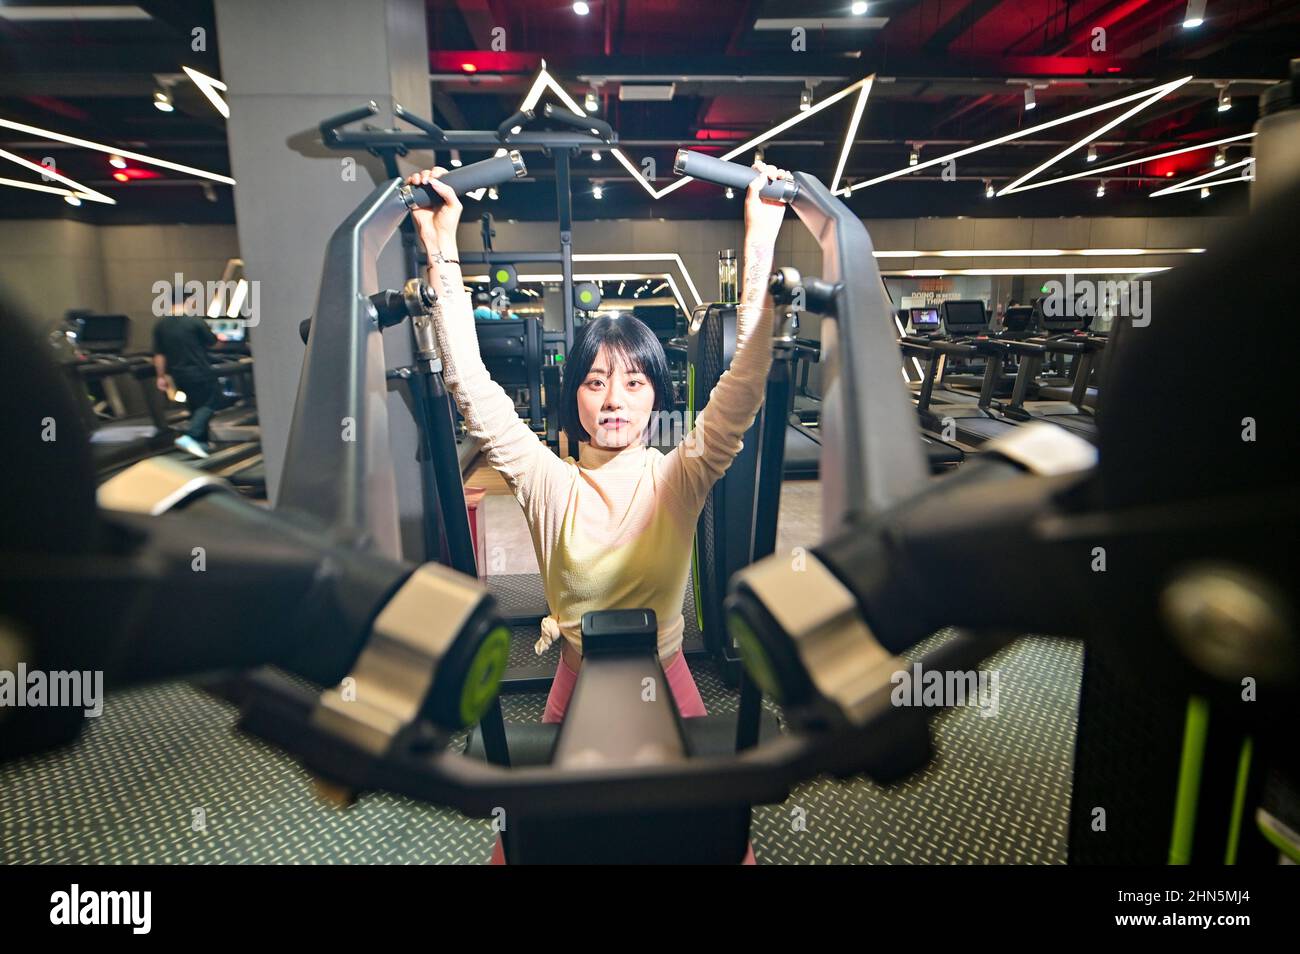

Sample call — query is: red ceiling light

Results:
[460,62,478,73]
[1107,66,1122,73]
[110,167,162,182]
[1166,171,1175,177]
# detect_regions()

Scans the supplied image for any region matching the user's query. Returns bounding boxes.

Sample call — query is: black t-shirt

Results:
[153,316,216,380]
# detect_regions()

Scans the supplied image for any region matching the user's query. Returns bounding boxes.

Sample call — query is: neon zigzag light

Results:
[0,147,114,204]
[839,76,1194,197]
[1150,157,1254,197]
[999,77,1192,195]
[514,66,874,199]
[1009,132,1255,194]
[0,116,236,184]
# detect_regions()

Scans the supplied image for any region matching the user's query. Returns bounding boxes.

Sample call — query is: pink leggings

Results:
[489,654,757,864]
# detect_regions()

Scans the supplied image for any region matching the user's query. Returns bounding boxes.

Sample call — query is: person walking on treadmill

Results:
[472,291,497,320]
[407,160,789,864]
[153,294,225,458]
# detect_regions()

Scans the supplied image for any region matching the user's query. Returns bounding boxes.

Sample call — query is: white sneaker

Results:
[174,435,210,459]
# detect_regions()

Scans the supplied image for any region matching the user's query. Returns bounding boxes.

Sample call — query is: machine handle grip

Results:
[406,152,527,208]
[673,149,797,203]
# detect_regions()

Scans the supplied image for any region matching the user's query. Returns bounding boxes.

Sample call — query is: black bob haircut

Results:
[559,314,673,451]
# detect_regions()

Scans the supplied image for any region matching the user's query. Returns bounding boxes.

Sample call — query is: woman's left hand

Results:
[743,161,791,251]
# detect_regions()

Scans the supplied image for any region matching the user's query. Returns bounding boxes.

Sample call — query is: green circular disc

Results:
[495,269,509,283]
[728,612,783,702]
[458,626,510,726]
[580,290,593,303]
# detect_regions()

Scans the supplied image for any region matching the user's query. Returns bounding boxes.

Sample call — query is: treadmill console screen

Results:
[941,299,988,333]
[207,318,247,342]
[632,304,679,340]
[76,313,129,345]
[909,308,940,332]
[1003,305,1036,333]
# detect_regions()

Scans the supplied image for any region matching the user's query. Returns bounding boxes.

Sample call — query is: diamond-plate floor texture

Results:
[0,629,1081,864]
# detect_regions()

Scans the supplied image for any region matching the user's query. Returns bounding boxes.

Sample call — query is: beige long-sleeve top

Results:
[427,249,776,660]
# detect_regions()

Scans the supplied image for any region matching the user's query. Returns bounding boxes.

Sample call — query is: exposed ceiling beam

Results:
[924,0,1005,55]
[457,0,498,50]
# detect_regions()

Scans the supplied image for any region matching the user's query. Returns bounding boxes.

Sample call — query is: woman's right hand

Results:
[405,167,462,254]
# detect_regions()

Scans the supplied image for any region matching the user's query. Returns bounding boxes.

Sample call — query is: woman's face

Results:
[577,344,657,449]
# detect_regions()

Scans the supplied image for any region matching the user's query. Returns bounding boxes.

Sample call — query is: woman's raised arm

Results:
[661,163,789,509]
[409,169,567,506]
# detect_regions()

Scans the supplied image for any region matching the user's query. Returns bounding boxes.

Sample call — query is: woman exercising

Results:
[407,161,788,725]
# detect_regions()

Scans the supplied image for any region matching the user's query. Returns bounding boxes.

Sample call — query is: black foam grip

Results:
[673,150,796,203]
[409,152,526,208]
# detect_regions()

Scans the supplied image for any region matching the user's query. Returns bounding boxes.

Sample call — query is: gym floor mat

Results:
[0,633,1081,864]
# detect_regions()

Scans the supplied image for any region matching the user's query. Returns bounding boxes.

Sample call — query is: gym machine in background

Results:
[314,98,614,569]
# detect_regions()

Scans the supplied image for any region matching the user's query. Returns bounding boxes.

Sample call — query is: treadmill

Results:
[931,300,1003,397]
[996,306,1105,442]
[901,300,1024,448]
[892,306,968,469]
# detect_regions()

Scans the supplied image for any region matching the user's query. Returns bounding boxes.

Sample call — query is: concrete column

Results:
[215,0,435,557]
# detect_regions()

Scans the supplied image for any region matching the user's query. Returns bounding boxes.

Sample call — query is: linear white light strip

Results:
[831,79,873,195]
[999,77,1191,195]
[226,279,249,318]
[0,116,237,185]
[661,275,687,316]
[871,247,1205,258]
[517,67,874,202]
[1150,157,1253,196]
[1155,173,1252,196]
[606,148,661,197]
[881,266,1171,276]
[654,74,874,200]
[573,251,702,306]
[182,66,230,119]
[0,147,115,204]
[520,70,553,113]
[891,313,926,381]
[0,5,151,20]
[1011,132,1256,194]
[528,71,660,198]
[0,176,83,198]
[753,17,889,29]
[843,76,1193,194]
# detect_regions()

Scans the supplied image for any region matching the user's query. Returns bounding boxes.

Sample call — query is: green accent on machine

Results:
[687,363,704,631]
[458,626,511,727]
[490,263,518,291]
[573,281,602,312]
[1169,695,1210,864]
[1257,807,1300,863]
[1225,736,1253,863]
[727,612,782,702]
